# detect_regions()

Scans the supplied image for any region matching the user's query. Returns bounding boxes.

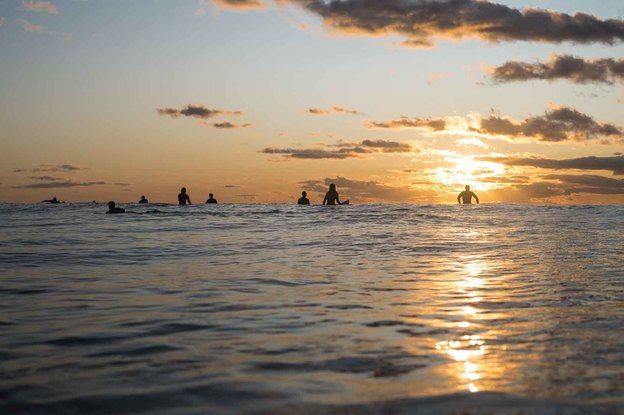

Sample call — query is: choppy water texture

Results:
[1,203,623,415]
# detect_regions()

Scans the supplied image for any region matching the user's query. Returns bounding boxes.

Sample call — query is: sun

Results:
[433,155,505,191]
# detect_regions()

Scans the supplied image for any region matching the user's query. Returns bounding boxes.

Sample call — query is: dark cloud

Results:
[14,164,88,173]
[473,107,623,142]
[368,117,447,131]
[543,174,624,193]
[299,176,419,202]
[13,180,108,189]
[223,185,241,188]
[260,148,353,159]
[261,139,414,160]
[308,106,361,116]
[284,0,624,48]
[157,104,242,119]
[491,54,624,84]
[479,155,624,175]
[211,122,252,129]
[29,175,64,181]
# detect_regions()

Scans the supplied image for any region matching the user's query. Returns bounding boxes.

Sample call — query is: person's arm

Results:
[187,195,192,205]
[323,193,328,205]
[457,193,462,204]
[473,193,479,204]
[337,193,342,205]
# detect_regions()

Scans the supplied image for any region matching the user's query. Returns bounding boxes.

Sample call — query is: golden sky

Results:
[1,0,623,204]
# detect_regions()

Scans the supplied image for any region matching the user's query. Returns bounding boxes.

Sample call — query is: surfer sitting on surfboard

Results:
[323,184,349,205]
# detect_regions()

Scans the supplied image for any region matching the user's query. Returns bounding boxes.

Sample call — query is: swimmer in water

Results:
[205,193,218,204]
[323,184,342,205]
[106,201,125,214]
[138,195,148,204]
[457,185,480,204]
[42,197,60,204]
[298,191,310,205]
[178,187,191,205]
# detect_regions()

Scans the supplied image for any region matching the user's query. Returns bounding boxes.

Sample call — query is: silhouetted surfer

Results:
[138,195,148,204]
[206,193,217,204]
[458,185,479,204]
[42,197,60,204]
[178,187,191,205]
[106,201,125,214]
[323,184,343,205]
[298,191,310,205]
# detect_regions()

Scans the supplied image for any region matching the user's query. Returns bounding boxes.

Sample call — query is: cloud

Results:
[299,176,419,202]
[14,164,89,173]
[260,148,353,159]
[368,117,447,131]
[479,155,624,175]
[282,0,624,48]
[490,54,624,84]
[210,122,252,129]
[29,175,64,181]
[261,139,414,160]
[214,0,266,10]
[308,106,361,116]
[223,185,240,188]
[17,18,43,32]
[157,104,242,119]
[13,180,107,189]
[543,174,624,194]
[473,107,623,142]
[22,1,58,14]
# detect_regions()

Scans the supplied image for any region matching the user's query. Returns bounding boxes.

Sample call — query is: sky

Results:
[1,0,624,204]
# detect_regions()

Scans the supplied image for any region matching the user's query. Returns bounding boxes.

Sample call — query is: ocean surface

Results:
[1,202,623,415]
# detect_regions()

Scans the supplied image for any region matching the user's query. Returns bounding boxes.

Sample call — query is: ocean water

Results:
[1,202,623,415]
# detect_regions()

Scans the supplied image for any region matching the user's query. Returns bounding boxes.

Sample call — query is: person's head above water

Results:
[209,193,213,198]
[181,187,187,194]
[108,201,115,209]
[141,195,146,199]
[329,184,336,192]
[465,185,471,191]
[302,191,307,197]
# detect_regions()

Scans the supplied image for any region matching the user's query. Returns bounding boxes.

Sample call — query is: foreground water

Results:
[1,203,623,414]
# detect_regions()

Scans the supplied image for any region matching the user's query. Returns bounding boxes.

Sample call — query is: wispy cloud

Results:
[282,0,624,48]
[157,104,243,119]
[17,18,44,32]
[368,117,447,131]
[307,106,361,116]
[261,139,414,160]
[479,155,624,175]
[214,0,266,10]
[490,54,624,84]
[13,164,89,173]
[209,122,252,129]
[14,180,107,189]
[21,1,58,14]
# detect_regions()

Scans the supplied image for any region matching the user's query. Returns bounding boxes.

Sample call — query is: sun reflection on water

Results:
[434,258,488,393]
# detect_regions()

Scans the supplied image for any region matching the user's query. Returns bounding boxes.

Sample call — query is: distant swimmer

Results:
[323,184,343,205]
[458,185,480,204]
[138,195,148,204]
[106,201,125,214]
[206,193,218,204]
[298,191,310,205]
[42,197,60,204]
[178,187,191,205]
